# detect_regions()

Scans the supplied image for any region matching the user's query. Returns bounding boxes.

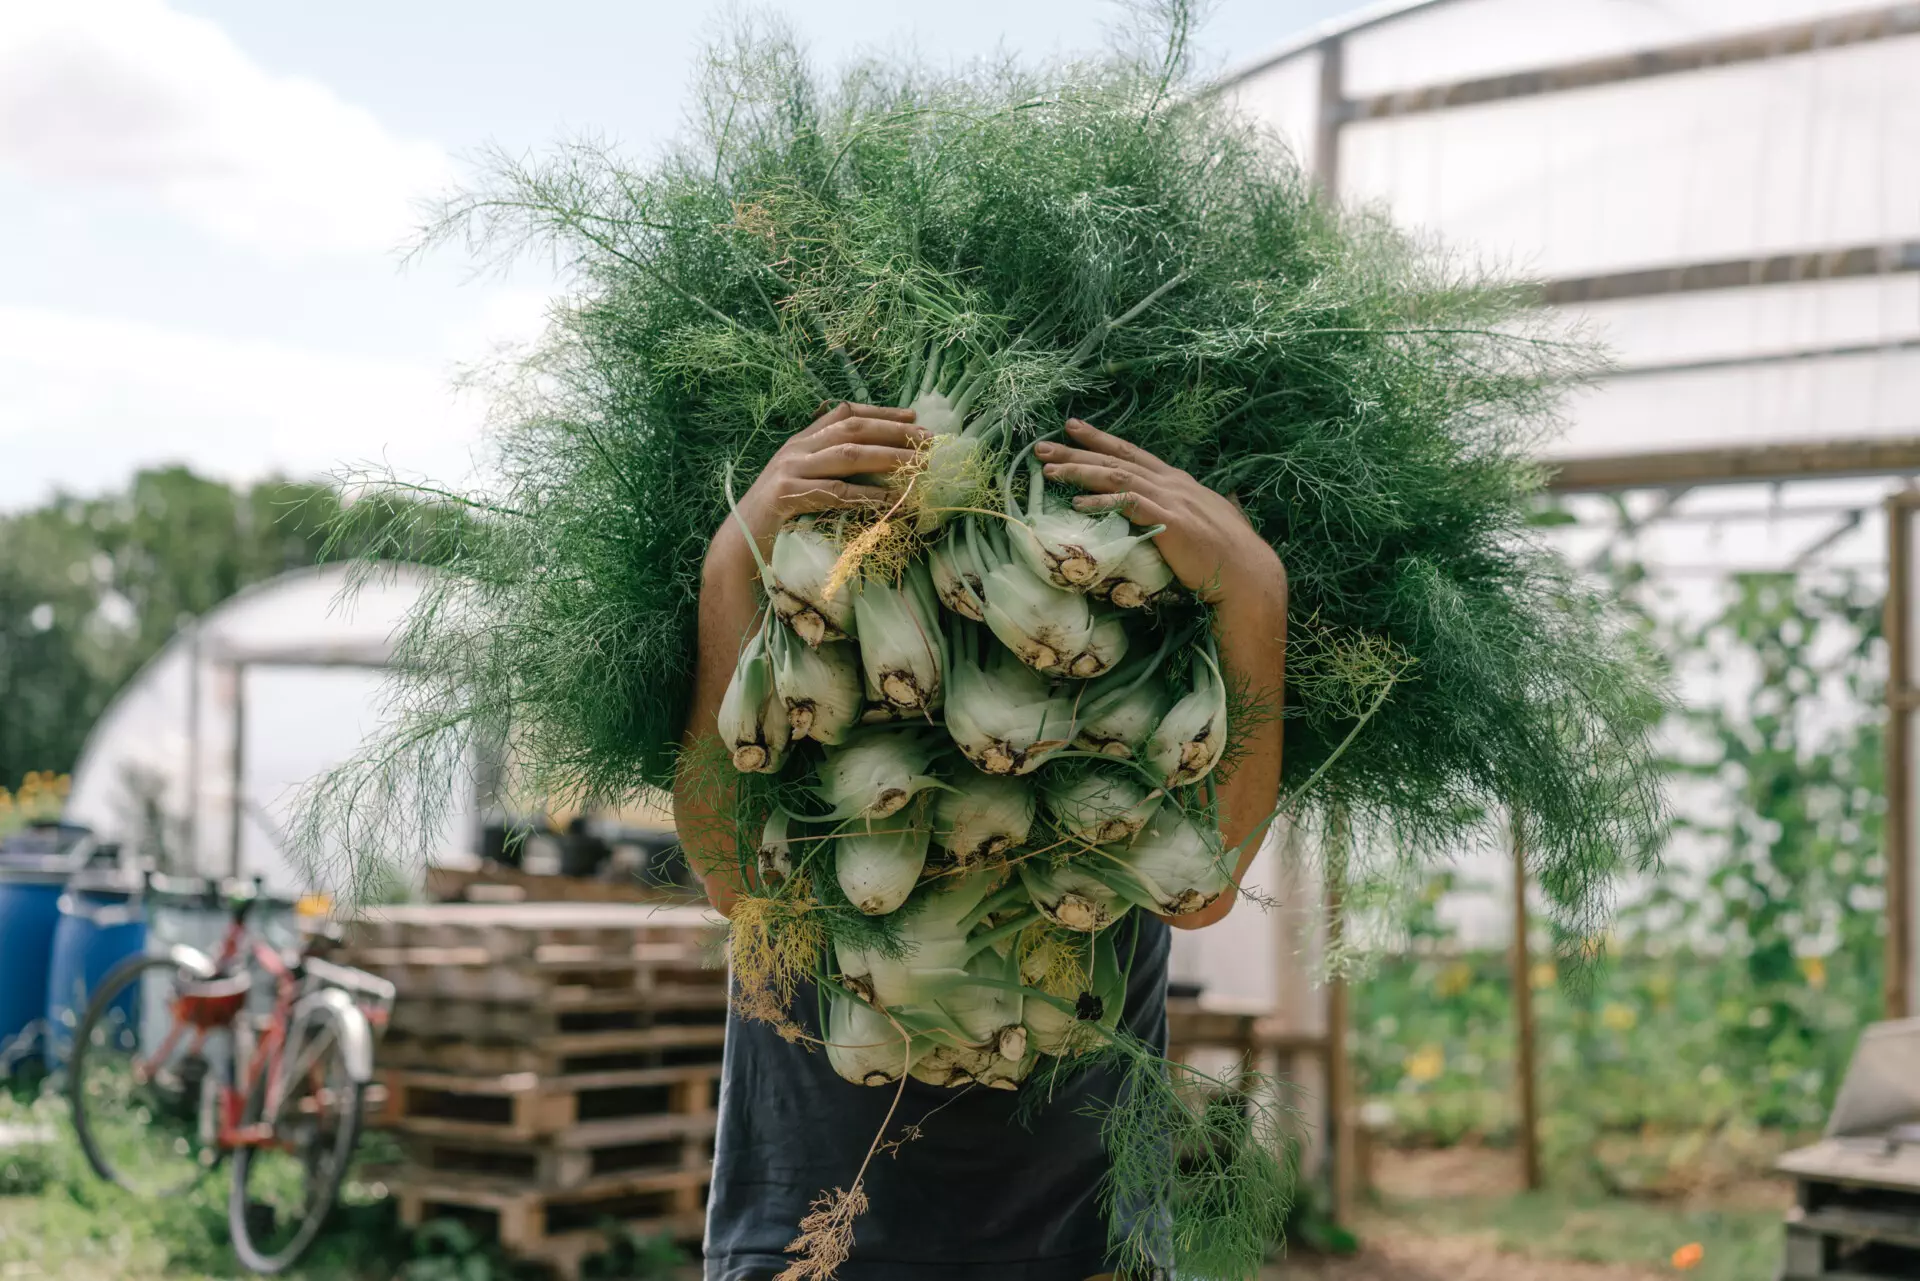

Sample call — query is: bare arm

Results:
[671,402,926,917]
[1036,418,1287,930]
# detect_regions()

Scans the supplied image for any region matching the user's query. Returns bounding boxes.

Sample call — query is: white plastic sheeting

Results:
[65,564,471,897]
[1175,1,1920,999]
[1222,0,1920,463]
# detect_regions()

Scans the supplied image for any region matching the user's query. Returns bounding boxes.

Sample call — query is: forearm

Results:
[1166,567,1288,930]
[672,523,764,917]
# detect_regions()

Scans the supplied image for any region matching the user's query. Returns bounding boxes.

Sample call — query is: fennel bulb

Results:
[718,619,790,773]
[1115,805,1232,916]
[851,561,944,712]
[944,623,1076,775]
[766,518,855,646]
[933,771,1035,865]
[1042,769,1163,846]
[1146,646,1228,787]
[1019,860,1125,933]
[835,812,930,915]
[769,624,862,745]
[826,992,916,1086]
[813,726,946,820]
[1009,452,1164,590]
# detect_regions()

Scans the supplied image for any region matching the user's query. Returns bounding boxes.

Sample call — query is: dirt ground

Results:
[1274,1229,1671,1281]
[1259,1146,1792,1281]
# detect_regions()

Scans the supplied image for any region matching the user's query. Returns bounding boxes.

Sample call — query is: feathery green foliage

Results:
[299,8,1662,932]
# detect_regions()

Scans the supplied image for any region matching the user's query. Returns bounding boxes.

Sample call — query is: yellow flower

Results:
[1797,955,1827,990]
[1434,961,1474,998]
[1530,961,1557,990]
[1600,1002,1637,1032]
[1403,1044,1446,1083]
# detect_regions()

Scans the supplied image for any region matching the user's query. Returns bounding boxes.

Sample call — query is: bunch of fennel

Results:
[711,345,1242,1100]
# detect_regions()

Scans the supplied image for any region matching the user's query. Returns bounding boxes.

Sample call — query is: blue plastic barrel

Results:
[0,860,67,1066]
[43,870,147,1067]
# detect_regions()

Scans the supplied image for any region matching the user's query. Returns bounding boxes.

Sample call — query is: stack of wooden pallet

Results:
[336,903,728,1279]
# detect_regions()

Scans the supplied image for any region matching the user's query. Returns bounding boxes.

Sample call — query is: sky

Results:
[0,0,1356,511]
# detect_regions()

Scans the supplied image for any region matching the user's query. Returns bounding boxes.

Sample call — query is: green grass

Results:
[1,1076,695,1281]
[0,1079,405,1281]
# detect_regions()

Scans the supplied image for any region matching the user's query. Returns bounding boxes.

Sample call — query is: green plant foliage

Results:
[0,1083,409,1280]
[1353,569,1886,1186]
[1033,1031,1297,1276]
[302,5,1664,940]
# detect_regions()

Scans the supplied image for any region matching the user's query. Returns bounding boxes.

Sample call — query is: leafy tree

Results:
[0,467,459,792]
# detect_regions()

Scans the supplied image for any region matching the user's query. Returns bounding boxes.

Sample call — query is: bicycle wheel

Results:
[68,953,226,1197]
[228,999,365,1274]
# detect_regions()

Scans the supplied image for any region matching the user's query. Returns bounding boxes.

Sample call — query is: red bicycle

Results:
[66,874,393,1274]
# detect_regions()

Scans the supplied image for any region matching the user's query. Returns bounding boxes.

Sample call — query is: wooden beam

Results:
[1541,241,1920,307]
[1510,814,1542,1191]
[1545,439,1920,493]
[1887,496,1914,1020]
[1343,3,1920,122]
[1610,336,1920,381]
[1314,38,1345,196]
[1324,808,1357,1224]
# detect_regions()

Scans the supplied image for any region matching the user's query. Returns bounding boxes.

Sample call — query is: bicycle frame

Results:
[133,905,307,1153]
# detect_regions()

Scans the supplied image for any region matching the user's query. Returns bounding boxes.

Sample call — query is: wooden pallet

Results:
[400,1129,715,1194]
[425,864,691,906]
[342,903,721,952]
[1782,1209,1920,1279]
[397,1167,708,1281]
[382,1062,720,1143]
[1778,1140,1920,1280]
[352,955,724,1005]
[387,990,726,1042]
[398,1106,714,1192]
[379,1021,727,1080]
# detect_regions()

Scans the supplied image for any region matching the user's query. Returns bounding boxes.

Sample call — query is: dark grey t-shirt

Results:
[703,914,1171,1281]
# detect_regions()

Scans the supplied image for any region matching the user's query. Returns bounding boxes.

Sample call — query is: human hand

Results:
[1034,418,1284,605]
[721,402,926,562]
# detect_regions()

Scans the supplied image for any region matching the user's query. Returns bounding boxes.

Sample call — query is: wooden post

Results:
[1886,496,1914,1020]
[1325,807,1357,1221]
[228,662,247,880]
[1267,818,1329,1186]
[1313,38,1345,198]
[1510,812,1542,1190]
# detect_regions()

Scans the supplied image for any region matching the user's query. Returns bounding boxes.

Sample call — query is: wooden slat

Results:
[1541,240,1920,306]
[1546,439,1920,493]
[1778,1139,1920,1192]
[1342,3,1920,122]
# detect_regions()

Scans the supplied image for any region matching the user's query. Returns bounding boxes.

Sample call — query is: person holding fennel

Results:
[674,404,1289,1281]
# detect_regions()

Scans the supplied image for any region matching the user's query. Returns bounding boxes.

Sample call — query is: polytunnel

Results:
[65,563,476,898]
[1156,0,1920,1207]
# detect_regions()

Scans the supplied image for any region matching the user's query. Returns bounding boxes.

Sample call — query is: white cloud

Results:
[0,304,489,508]
[0,0,451,256]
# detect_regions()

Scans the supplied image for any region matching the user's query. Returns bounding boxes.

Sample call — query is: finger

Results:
[802,400,917,435]
[786,480,895,513]
[1035,442,1150,472]
[808,416,931,450]
[1041,461,1148,494]
[845,403,917,422]
[798,401,855,438]
[1073,491,1174,527]
[1063,417,1168,472]
[797,443,924,478]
